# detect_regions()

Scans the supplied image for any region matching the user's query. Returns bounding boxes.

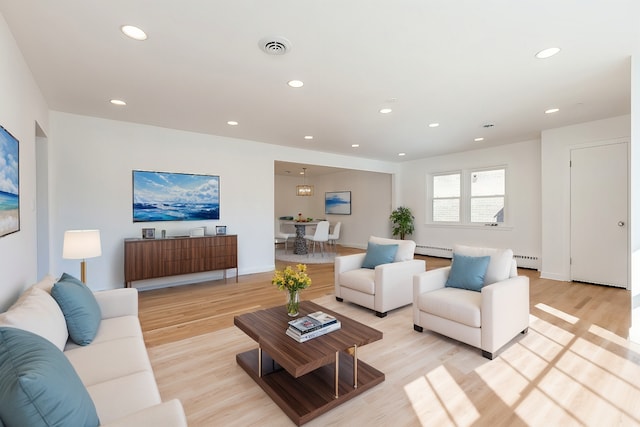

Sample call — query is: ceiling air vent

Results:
[259,36,292,55]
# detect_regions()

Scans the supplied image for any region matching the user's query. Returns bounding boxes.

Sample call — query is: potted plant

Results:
[389,206,415,240]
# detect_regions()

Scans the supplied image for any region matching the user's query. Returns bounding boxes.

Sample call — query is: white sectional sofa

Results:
[0,275,187,427]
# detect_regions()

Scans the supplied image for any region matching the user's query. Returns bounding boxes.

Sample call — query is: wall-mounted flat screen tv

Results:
[132,170,220,222]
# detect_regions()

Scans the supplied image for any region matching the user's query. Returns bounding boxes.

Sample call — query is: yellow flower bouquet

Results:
[272,264,311,316]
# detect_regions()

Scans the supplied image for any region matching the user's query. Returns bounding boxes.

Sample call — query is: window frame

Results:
[428,165,508,227]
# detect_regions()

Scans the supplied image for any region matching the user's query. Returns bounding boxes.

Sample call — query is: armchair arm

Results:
[412,266,450,324]
[481,276,530,353]
[374,259,426,313]
[93,288,139,319]
[334,253,366,297]
[100,399,187,427]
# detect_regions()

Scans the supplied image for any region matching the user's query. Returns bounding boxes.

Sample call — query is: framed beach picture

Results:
[0,125,19,237]
[132,170,220,222]
[325,191,351,215]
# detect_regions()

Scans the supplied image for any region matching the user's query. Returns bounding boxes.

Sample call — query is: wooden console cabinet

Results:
[124,235,238,287]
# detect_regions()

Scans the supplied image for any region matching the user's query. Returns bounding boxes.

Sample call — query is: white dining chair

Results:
[304,221,330,257]
[328,222,342,252]
[275,219,294,253]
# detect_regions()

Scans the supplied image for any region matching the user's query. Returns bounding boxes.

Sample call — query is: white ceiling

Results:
[1,1,638,164]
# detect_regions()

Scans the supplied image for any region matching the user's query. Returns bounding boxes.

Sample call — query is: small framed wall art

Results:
[325,191,351,215]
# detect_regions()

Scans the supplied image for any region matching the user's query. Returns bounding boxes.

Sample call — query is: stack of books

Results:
[286,311,341,342]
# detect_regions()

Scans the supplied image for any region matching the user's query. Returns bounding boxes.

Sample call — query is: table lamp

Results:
[63,229,102,283]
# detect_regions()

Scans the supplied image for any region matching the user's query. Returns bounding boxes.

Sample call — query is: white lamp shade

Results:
[63,230,102,259]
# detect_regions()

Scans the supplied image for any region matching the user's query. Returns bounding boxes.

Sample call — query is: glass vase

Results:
[286,289,300,317]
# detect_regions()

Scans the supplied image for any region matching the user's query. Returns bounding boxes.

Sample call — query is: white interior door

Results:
[570,142,628,288]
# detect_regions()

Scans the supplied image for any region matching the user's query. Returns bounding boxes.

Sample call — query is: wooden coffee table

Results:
[234,301,384,426]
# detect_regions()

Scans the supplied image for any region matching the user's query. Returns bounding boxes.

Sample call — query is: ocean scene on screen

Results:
[133,170,220,222]
[325,192,351,215]
[0,126,19,237]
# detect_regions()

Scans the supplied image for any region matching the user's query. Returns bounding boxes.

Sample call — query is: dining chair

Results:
[275,219,294,253]
[328,222,342,252]
[304,221,330,257]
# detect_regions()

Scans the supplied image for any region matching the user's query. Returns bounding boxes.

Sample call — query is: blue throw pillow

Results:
[445,253,491,292]
[51,273,101,345]
[362,242,399,269]
[0,327,100,427]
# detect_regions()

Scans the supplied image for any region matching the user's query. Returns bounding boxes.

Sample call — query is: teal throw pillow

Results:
[362,242,399,269]
[445,253,491,292]
[0,327,100,427]
[52,273,101,345]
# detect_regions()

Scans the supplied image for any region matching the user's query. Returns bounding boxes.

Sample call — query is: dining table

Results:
[282,220,320,255]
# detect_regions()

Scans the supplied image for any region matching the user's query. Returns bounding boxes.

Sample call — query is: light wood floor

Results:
[138,246,640,426]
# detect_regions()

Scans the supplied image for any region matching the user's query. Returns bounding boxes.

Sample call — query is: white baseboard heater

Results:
[415,245,540,270]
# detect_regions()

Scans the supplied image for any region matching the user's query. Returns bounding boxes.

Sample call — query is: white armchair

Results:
[413,245,529,359]
[335,236,426,317]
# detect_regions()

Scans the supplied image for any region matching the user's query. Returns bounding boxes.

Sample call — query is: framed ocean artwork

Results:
[325,191,351,215]
[0,125,19,237]
[132,170,220,222]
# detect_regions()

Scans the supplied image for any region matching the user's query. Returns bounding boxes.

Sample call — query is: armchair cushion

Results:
[362,242,399,269]
[453,244,514,285]
[417,287,482,327]
[445,254,490,291]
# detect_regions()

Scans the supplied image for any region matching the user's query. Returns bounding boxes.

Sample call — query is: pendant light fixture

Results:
[296,168,314,196]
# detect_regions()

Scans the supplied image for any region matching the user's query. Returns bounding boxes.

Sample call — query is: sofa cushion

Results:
[64,315,143,351]
[52,273,102,346]
[339,269,375,294]
[362,241,399,269]
[0,286,69,351]
[0,327,99,427]
[419,287,482,328]
[445,254,491,292]
[453,245,514,285]
[369,236,416,262]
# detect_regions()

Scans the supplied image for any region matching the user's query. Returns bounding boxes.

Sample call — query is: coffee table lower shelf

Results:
[236,349,385,426]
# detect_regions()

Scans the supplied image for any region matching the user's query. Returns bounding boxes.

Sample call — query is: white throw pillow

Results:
[369,236,416,262]
[452,244,514,285]
[0,286,69,351]
[33,274,57,294]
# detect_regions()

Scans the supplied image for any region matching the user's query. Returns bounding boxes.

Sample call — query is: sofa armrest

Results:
[99,399,187,427]
[374,259,426,313]
[481,275,530,353]
[412,267,450,325]
[334,253,366,297]
[93,288,139,319]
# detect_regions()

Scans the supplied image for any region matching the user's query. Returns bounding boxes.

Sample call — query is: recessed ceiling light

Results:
[398,152,406,156]
[351,144,359,148]
[110,99,126,106]
[535,47,560,59]
[428,123,440,128]
[288,80,304,88]
[227,120,238,126]
[474,137,484,142]
[379,108,392,114]
[121,25,147,41]
[545,108,560,114]
[304,135,313,140]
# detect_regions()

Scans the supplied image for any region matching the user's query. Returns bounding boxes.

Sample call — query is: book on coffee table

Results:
[286,320,342,342]
[288,311,337,334]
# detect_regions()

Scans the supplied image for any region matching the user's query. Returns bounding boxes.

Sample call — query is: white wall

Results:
[275,170,393,248]
[0,14,49,311]
[399,139,542,266]
[540,115,631,281]
[630,55,640,340]
[48,112,398,292]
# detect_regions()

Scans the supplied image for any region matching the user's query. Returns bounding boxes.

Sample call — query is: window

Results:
[432,173,460,222]
[430,167,506,225]
[470,169,505,223]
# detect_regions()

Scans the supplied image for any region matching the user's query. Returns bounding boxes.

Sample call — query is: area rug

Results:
[275,248,336,264]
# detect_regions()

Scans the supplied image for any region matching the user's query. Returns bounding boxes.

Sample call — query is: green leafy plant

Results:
[389,206,415,240]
